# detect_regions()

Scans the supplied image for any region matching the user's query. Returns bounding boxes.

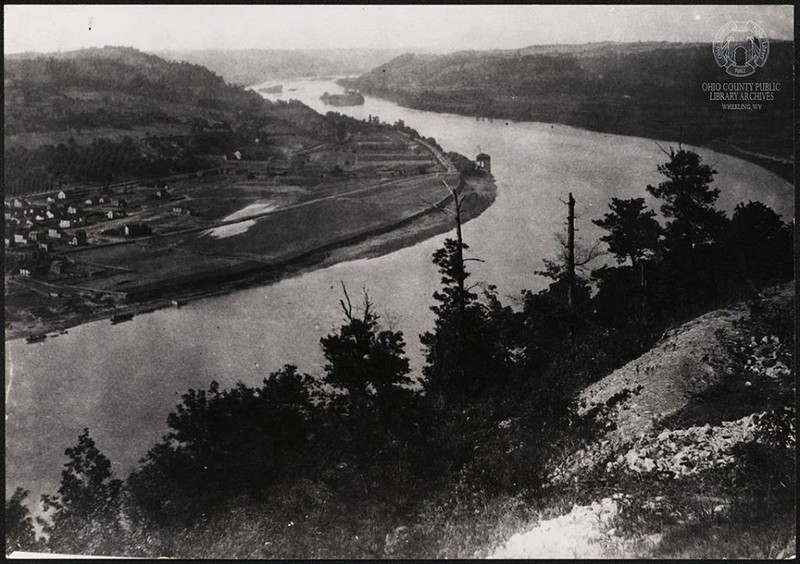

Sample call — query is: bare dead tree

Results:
[338,281,373,325]
[557,192,604,308]
[421,177,488,388]
[553,232,605,273]
[566,192,575,307]
[339,280,354,321]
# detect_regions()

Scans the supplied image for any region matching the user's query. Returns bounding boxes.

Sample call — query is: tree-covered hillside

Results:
[4,46,333,187]
[155,48,417,86]
[345,41,793,180]
[5,47,266,134]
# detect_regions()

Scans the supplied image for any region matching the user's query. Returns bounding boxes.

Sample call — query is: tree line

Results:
[6,147,793,557]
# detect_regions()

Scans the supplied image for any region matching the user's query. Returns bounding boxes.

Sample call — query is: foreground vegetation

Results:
[6,142,794,557]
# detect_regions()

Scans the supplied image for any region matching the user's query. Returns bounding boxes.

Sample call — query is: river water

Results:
[5,78,793,507]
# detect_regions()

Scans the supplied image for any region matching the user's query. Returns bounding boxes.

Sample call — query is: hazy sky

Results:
[4,4,794,54]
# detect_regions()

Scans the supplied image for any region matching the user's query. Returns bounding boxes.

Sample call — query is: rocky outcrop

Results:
[549,284,793,485]
[491,284,795,559]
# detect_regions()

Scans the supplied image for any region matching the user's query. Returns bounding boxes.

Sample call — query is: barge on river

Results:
[110,312,135,324]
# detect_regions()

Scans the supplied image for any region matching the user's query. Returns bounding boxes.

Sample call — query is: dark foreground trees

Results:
[5,488,40,555]
[119,285,427,555]
[20,147,793,558]
[597,147,793,327]
[420,237,515,398]
[39,429,124,556]
[646,147,726,252]
[321,285,413,404]
[592,197,661,268]
[126,365,316,528]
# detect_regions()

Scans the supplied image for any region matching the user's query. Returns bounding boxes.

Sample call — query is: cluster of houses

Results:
[4,183,150,253]
[5,180,197,279]
[5,192,90,252]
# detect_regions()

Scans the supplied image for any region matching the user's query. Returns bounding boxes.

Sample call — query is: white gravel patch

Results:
[490,498,619,559]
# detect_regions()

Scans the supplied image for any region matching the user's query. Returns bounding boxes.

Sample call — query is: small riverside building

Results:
[476,153,491,173]
[69,231,88,246]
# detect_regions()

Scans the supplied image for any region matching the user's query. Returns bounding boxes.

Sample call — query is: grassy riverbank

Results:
[5,172,496,341]
[5,47,498,343]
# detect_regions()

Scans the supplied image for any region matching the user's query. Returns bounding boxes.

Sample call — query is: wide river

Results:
[5,79,793,508]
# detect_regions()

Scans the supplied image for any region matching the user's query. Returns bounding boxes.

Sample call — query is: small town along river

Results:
[5,78,793,511]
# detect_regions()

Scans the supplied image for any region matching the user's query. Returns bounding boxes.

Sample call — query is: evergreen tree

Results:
[726,201,794,289]
[319,286,425,486]
[421,238,512,397]
[592,197,662,267]
[646,148,727,251]
[40,429,125,556]
[321,285,413,405]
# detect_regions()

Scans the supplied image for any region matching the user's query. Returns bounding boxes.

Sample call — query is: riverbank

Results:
[5,173,496,342]
[340,84,793,184]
